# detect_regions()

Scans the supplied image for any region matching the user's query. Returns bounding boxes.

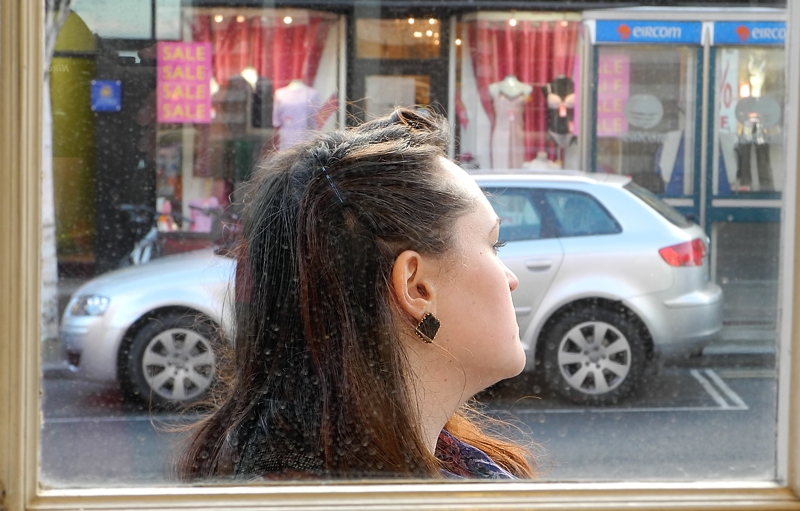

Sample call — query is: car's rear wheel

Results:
[121,313,218,407]
[541,305,649,405]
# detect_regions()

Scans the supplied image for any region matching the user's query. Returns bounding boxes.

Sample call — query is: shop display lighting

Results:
[408,17,415,25]
[509,18,518,27]
[740,83,751,98]
[429,18,436,25]
[214,14,223,23]
[413,31,422,37]
[455,38,462,46]
[236,15,245,23]
[426,30,433,37]
[284,16,293,24]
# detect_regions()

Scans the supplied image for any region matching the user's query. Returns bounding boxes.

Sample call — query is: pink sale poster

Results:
[596,53,630,137]
[157,42,212,123]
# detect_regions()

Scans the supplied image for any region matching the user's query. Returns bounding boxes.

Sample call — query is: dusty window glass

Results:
[42,0,784,489]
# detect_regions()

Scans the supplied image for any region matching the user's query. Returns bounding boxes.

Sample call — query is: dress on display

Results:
[491,93,527,169]
[272,82,320,150]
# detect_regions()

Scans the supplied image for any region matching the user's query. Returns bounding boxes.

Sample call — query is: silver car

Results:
[60,172,722,406]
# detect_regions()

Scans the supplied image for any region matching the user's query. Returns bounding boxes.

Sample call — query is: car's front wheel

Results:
[120,313,218,407]
[541,305,649,405]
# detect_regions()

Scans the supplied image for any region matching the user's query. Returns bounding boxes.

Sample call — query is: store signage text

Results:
[157,42,212,123]
[595,21,702,44]
[718,49,739,134]
[596,53,629,137]
[713,22,786,46]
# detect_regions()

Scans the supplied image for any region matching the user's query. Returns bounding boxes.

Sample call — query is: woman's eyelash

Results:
[493,240,507,251]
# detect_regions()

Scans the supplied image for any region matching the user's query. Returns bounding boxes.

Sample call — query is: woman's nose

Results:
[505,263,519,292]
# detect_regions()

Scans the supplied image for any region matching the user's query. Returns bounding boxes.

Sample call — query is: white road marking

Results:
[690,369,730,409]
[704,369,749,410]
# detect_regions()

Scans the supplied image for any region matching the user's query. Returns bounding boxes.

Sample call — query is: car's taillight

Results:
[659,239,706,267]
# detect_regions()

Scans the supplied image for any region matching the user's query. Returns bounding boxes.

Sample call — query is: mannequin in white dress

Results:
[488,76,532,169]
[272,79,320,150]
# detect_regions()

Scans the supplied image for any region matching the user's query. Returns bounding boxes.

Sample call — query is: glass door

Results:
[588,20,703,218]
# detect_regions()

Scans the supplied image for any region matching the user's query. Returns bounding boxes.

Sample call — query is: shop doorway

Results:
[349,14,450,124]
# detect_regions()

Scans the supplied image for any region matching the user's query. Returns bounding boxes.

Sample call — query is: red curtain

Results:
[467,20,578,162]
[192,14,333,90]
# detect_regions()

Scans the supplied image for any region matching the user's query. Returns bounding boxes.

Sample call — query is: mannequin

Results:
[272,79,320,150]
[542,75,575,150]
[488,75,532,169]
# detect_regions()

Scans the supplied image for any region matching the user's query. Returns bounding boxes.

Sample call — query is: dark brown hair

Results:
[177,108,535,481]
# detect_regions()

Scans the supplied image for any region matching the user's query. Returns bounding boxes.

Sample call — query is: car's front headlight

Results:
[70,295,110,316]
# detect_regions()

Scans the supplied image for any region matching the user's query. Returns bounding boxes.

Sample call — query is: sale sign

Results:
[596,53,630,137]
[718,49,739,134]
[157,42,212,123]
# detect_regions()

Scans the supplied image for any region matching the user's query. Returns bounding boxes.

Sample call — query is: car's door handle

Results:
[525,259,553,271]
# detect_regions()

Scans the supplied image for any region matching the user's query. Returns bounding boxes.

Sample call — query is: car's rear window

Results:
[624,182,693,228]
[544,190,621,237]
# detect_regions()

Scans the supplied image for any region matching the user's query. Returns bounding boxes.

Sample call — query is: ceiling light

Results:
[429,18,436,25]
[408,17,415,25]
[214,14,223,23]
[236,15,245,23]
[455,38,462,46]
[284,16,293,24]
[426,30,433,37]
[509,18,518,27]
[413,31,422,38]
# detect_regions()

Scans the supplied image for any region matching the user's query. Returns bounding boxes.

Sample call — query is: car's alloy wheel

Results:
[122,313,218,407]
[542,306,648,405]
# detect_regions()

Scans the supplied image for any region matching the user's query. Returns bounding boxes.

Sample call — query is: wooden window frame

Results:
[3,1,800,509]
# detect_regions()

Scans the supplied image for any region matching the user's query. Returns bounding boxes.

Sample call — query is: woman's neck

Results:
[403,339,473,454]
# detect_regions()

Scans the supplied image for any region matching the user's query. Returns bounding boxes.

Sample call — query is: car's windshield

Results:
[624,182,693,228]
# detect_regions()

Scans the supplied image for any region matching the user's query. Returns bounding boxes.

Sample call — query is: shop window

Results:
[455,13,582,172]
[593,45,699,197]
[356,18,441,59]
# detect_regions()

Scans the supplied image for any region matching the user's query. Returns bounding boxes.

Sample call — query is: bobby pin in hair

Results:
[320,166,344,204]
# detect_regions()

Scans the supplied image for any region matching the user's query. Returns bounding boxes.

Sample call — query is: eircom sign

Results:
[714,22,786,46]
[596,21,702,44]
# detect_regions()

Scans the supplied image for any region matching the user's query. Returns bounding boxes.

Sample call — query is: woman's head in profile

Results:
[179,108,533,481]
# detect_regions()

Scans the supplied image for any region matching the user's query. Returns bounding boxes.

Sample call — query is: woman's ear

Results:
[391,250,437,320]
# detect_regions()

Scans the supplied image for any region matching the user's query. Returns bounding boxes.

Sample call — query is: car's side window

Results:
[544,190,621,237]
[484,188,548,241]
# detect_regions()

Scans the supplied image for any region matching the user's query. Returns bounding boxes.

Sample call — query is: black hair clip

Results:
[321,166,344,205]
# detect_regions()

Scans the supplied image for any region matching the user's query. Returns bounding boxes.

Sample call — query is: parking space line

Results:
[690,369,730,409]
[703,369,748,410]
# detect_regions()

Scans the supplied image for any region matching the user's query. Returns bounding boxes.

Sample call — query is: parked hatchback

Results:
[60,172,722,406]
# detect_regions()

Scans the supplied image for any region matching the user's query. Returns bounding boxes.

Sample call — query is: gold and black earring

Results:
[415,312,440,344]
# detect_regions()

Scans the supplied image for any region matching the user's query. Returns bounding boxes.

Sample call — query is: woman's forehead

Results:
[438,157,482,199]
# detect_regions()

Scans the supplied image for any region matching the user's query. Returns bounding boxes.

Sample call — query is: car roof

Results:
[470,171,632,188]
